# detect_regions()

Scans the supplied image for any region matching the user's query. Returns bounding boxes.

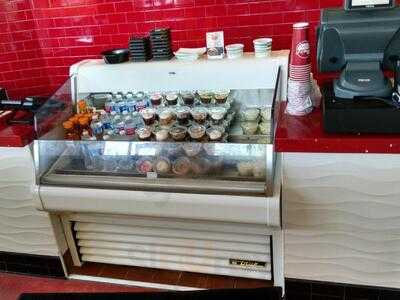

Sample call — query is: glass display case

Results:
[35,88,277,197]
[34,54,285,198]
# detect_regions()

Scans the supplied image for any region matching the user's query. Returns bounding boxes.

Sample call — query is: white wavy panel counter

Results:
[283,153,400,288]
[0,146,57,255]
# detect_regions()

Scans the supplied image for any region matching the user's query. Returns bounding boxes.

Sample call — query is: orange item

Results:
[78,100,87,113]
[63,120,79,140]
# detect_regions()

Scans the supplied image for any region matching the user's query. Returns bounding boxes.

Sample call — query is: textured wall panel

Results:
[283,153,400,289]
[0,147,58,255]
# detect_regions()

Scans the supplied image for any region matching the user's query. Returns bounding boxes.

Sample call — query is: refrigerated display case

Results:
[33,51,289,289]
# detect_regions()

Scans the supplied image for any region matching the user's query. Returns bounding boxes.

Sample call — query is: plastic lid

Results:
[293,22,309,29]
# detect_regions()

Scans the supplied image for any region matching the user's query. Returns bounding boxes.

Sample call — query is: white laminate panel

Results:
[283,152,400,288]
[0,147,58,255]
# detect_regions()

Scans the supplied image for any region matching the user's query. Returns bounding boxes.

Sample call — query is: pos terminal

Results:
[318,0,400,133]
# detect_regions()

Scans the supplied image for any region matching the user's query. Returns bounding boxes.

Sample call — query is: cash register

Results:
[318,0,400,133]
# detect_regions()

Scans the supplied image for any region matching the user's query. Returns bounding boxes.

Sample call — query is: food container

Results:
[206,126,224,141]
[182,143,203,157]
[172,157,191,176]
[241,121,258,135]
[136,158,153,174]
[190,157,210,176]
[188,124,206,141]
[137,126,152,141]
[225,44,244,59]
[154,157,171,174]
[197,90,213,105]
[165,93,178,106]
[258,121,271,135]
[169,126,187,141]
[153,127,170,141]
[237,161,254,176]
[191,107,208,124]
[253,38,273,58]
[242,108,260,121]
[157,107,175,127]
[260,107,272,121]
[101,49,130,64]
[181,91,195,106]
[209,106,227,124]
[214,90,230,104]
[253,164,266,178]
[175,106,191,125]
[150,93,163,106]
[140,108,156,125]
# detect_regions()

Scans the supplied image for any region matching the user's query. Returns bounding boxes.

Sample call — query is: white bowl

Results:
[253,38,273,46]
[226,43,244,51]
[227,51,243,59]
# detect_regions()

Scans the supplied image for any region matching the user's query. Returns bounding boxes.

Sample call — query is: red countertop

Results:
[0,111,35,147]
[275,102,400,154]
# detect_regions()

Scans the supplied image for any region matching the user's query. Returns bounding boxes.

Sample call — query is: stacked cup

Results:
[286,22,314,116]
[253,38,272,58]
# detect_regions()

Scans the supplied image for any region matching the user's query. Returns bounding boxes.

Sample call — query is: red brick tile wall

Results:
[0,0,342,98]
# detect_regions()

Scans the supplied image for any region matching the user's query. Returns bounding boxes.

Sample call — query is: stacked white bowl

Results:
[225,44,244,59]
[253,38,272,58]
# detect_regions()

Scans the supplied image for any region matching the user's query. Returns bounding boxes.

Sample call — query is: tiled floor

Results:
[0,272,154,300]
[68,261,272,289]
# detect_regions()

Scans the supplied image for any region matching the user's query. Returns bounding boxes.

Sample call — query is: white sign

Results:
[351,0,390,6]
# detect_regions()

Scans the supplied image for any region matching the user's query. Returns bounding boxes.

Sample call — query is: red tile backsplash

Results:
[0,0,343,99]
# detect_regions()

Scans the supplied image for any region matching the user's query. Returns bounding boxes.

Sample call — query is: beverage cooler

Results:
[33,51,289,289]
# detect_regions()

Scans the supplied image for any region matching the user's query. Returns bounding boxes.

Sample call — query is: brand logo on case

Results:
[229,259,267,268]
[296,41,310,59]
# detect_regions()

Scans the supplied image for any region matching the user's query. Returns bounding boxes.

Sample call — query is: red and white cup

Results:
[286,22,313,116]
[290,22,310,67]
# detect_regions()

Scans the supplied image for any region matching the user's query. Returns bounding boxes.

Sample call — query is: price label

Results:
[146,172,158,179]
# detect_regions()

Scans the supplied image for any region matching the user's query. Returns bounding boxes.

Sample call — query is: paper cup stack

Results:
[253,38,272,58]
[286,22,313,116]
[225,44,244,59]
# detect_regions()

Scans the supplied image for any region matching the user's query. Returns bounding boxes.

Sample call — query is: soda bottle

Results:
[135,92,148,112]
[104,94,113,113]
[91,120,103,138]
[126,93,136,113]
[124,116,136,136]
[100,111,112,130]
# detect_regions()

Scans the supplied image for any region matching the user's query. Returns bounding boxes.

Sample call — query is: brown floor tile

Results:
[152,269,182,285]
[177,272,208,288]
[70,262,103,277]
[235,277,272,289]
[99,263,129,280]
[125,266,156,282]
[205,274,235,289]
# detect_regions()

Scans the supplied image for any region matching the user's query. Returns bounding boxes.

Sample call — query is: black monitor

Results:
[317,6,400,99]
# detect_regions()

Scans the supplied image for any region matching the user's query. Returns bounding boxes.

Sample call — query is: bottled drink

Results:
[91,121,103,139]
[104,94,113,113]
[124,116,136,136]
[131,111,145,128]
[135,92,148,112]
[126,94,136,113]
[100,111,112,130]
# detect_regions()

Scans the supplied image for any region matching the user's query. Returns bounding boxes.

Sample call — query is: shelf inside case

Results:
[39,141,270,197]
